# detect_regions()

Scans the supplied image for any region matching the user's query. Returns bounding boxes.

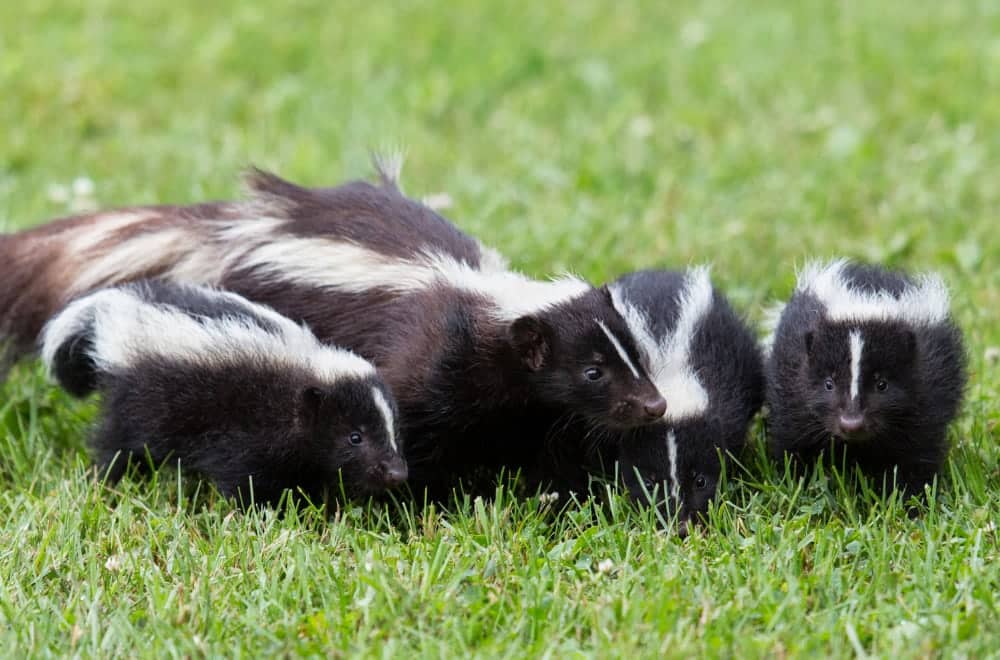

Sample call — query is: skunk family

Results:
[528,267,765,532]
[7,160,666,497]
[40,279,407,506]
[765,259,966,497]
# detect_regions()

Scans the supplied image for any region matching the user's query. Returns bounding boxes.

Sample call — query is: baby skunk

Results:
[765,259,966,497]
[528,267,765,532]
[40,279,407,506]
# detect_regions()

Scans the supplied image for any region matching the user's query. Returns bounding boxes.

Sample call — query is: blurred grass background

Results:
[1,1,998,656]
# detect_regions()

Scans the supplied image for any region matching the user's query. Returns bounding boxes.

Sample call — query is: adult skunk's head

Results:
[510,285,667,430]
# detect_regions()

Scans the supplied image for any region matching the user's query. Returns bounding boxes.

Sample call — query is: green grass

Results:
[2,0,999,656]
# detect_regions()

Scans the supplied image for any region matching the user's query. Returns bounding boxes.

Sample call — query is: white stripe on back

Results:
[796,258,950,325]
[595,320,641,379]
[849,330,864,401]
[237,238,591,321]
[609,267,713,421]
[41,285,376,386]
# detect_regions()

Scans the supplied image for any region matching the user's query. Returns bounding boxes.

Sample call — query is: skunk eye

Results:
[348,431,364,446]
[584,367,604,381]
[695,475,707,489]
[876,378,888,392]
[824,378,835,391]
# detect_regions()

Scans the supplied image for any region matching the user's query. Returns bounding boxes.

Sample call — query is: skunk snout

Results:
[837,412,866,436]
[642,395,667,420]
[381,460,408,488]
[615,392,667,426]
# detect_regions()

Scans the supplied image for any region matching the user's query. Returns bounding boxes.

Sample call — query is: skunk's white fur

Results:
[796,258,951,325]
[609,266,713,421]
[849,330,864,402]
[595,320,642,380]
[41,284,377,385]
[370,386,398,453]
[666,429,681,505]
[237,237,591,320]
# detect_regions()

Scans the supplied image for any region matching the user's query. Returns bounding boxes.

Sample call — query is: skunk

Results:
[0,154,503,363]
[40,279,407,506]
[527,267,765,531]
[10,160,666,497]
[765,259,966,497]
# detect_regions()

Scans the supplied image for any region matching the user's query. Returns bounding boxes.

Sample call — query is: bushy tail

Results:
[39,291,101,397]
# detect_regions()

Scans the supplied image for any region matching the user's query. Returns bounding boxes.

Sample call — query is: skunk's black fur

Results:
[766,260,966,497]
[42,280,407,506]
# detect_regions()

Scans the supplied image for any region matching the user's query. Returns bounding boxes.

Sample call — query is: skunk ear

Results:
[300,386,324,428]
[803,331,815,355]
[510,315,553,371]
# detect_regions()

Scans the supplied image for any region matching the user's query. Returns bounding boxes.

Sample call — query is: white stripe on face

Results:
[849,330,864,402]
[595,320,641,380]
[666,430,681,508]
[370,386,398,453]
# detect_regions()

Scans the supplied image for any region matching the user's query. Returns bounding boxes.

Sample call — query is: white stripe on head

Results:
[370,386,398,453]
[608,283,660,369]
[849,330,864,402]
[666,429,681,508]
[796,259,951,325]
[615,267,713,422]
[595,319,641,379]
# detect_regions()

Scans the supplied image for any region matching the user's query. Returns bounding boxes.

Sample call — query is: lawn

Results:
[2,0,999,656]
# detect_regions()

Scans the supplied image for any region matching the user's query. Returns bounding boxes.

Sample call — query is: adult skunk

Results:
[9,160,666,497]
[526,267,765,532]
[41,279,407,506]
[0,154,500,363]
[765,259,966,497]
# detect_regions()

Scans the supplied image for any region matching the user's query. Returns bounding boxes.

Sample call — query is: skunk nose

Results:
[382,462,408,487]
[838,413,865,434]
[677,518,690,539]
[643,395,667,419]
